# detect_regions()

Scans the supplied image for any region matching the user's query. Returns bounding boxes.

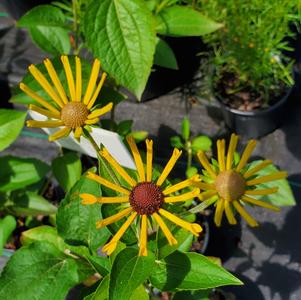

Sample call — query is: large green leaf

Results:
[57,176,110,252]
[154,38,178,70]
[150,251,242,291]
[18,5,70,55]
[109,248,155,300]
[83,0,156,99]
[0,156,50,192]
[0,109,26,151]
[156,6,222,37]
[9,191,57,216]
[245,160,295,206]
[85,275,110,300]
[0,241,93,300]
[52,152,82,192]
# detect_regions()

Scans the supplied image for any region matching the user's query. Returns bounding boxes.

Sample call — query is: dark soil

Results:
[216,72,287,111]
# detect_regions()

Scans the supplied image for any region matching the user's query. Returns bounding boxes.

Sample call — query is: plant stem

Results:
[72,0,79,54]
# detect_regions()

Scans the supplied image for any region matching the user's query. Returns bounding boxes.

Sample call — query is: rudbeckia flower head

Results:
[81,137,202,256]
[196,133,287,227]
[20,56,113,141]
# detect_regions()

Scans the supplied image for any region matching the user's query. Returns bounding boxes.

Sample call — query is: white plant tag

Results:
[29,111,136,169]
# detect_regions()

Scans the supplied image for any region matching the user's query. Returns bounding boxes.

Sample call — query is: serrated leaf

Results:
[83,0,156,99]
[191,136,212,153]
[150,251,242,291]
[154,38,178,70]
[0,241,93,300]
[0,156,50,192]
[0,109,26,151]
[109,248,155,300]
[52,152,82,192]
[156,6,223,37]
[245,160,295,206]
[57,176,110,252]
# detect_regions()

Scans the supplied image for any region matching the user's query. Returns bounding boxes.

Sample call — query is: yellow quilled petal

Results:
[20,83,60,114]
[87,72,107,109]
[81,194,129,204]
[86,172,130,195]
[96,207,132,228]
[81,194,98,205]
[102,212,137,255]
[245,187,278,195]
[44,58,68,104]
[83,59,101,105]
[157,149,182,186]
[226,133,239,170]
[85,118,99,125]
[217,139,226,172]
[146,139,153,182]
[126,136,145,182]
[102,241,118,256]
[243,160,272,178]
[28,64,64,108]
[152,213,178,245]
[75,56,82,102]
[236,139,257,172]
[197,190,217,201]
[214,199,225,227]
[224,200,237,225]
[100,148,137,187]
[87,103,113,119]
[197,151,216,179]
[232,200,258,227]
[139,215,148,256]
[61,56,76,102]
[163,175,201,195]
[241,195,280,211]
[194,181,215,192]
[29,104,60,119]
[74,127,83,139]
[48,127,71,141]
[27,120,63,128]
[164,188,200,203]
[159,208,202,236]
[246,171,288,186]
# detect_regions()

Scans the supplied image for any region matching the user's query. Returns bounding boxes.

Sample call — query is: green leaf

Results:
[86,255,111,276]
[0,156,50,192]
[129,131,149,143]
[173,290,211,300]
[150,251,242,291]
[18,5,70,55]
[0,109,26,151]
[57,176,110,252]
[98,86,127,106]
[83,0,156,99]
[109,248,155,300]
[130,285,149,300]
[9,191,57,216]
[191,136,212,153]
[245,161,295,206]
[170,136,184,149]
[0,241,93,300]
[154,38,178,70]
[85,275,110,300]
[29,26,71,55]
[52,152,82,192]
[181,117,190,141]
[156,6,223,37]
[117,120,133,137]
[186,166,198,179]
[21,225,90,256]
[0,215,17,256]
[157,225,193,259]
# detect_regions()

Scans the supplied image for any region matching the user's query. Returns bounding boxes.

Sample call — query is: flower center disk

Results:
[129,182,164,215]
[215,170,245,201]
[61,102,89,129]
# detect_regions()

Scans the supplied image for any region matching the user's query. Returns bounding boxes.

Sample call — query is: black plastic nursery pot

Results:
[216,87,293,139]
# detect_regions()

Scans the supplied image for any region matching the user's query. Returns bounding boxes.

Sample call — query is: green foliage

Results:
[199,0,299,103]
[0,109,26,151]
[246,160,295,206]
[0,241,93,300]
[191,136,212,153]
[150,251,242,291]
[0,156,50,192]
[0,215,17,256]
[18,5,71,55]
[57,175,110,252]
[52,152,82,192]
[154,38,178,69]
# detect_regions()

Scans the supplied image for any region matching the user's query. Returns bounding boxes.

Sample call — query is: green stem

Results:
[72,0,80,54]
[186,141,192,171]
[84,129,121,186]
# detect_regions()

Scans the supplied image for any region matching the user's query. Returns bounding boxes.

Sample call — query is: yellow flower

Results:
[196,133,287,227]
[21,56,113,141]
[81,137,202,256]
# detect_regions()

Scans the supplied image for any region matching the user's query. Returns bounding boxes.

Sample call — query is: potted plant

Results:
[198,0,300,138]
